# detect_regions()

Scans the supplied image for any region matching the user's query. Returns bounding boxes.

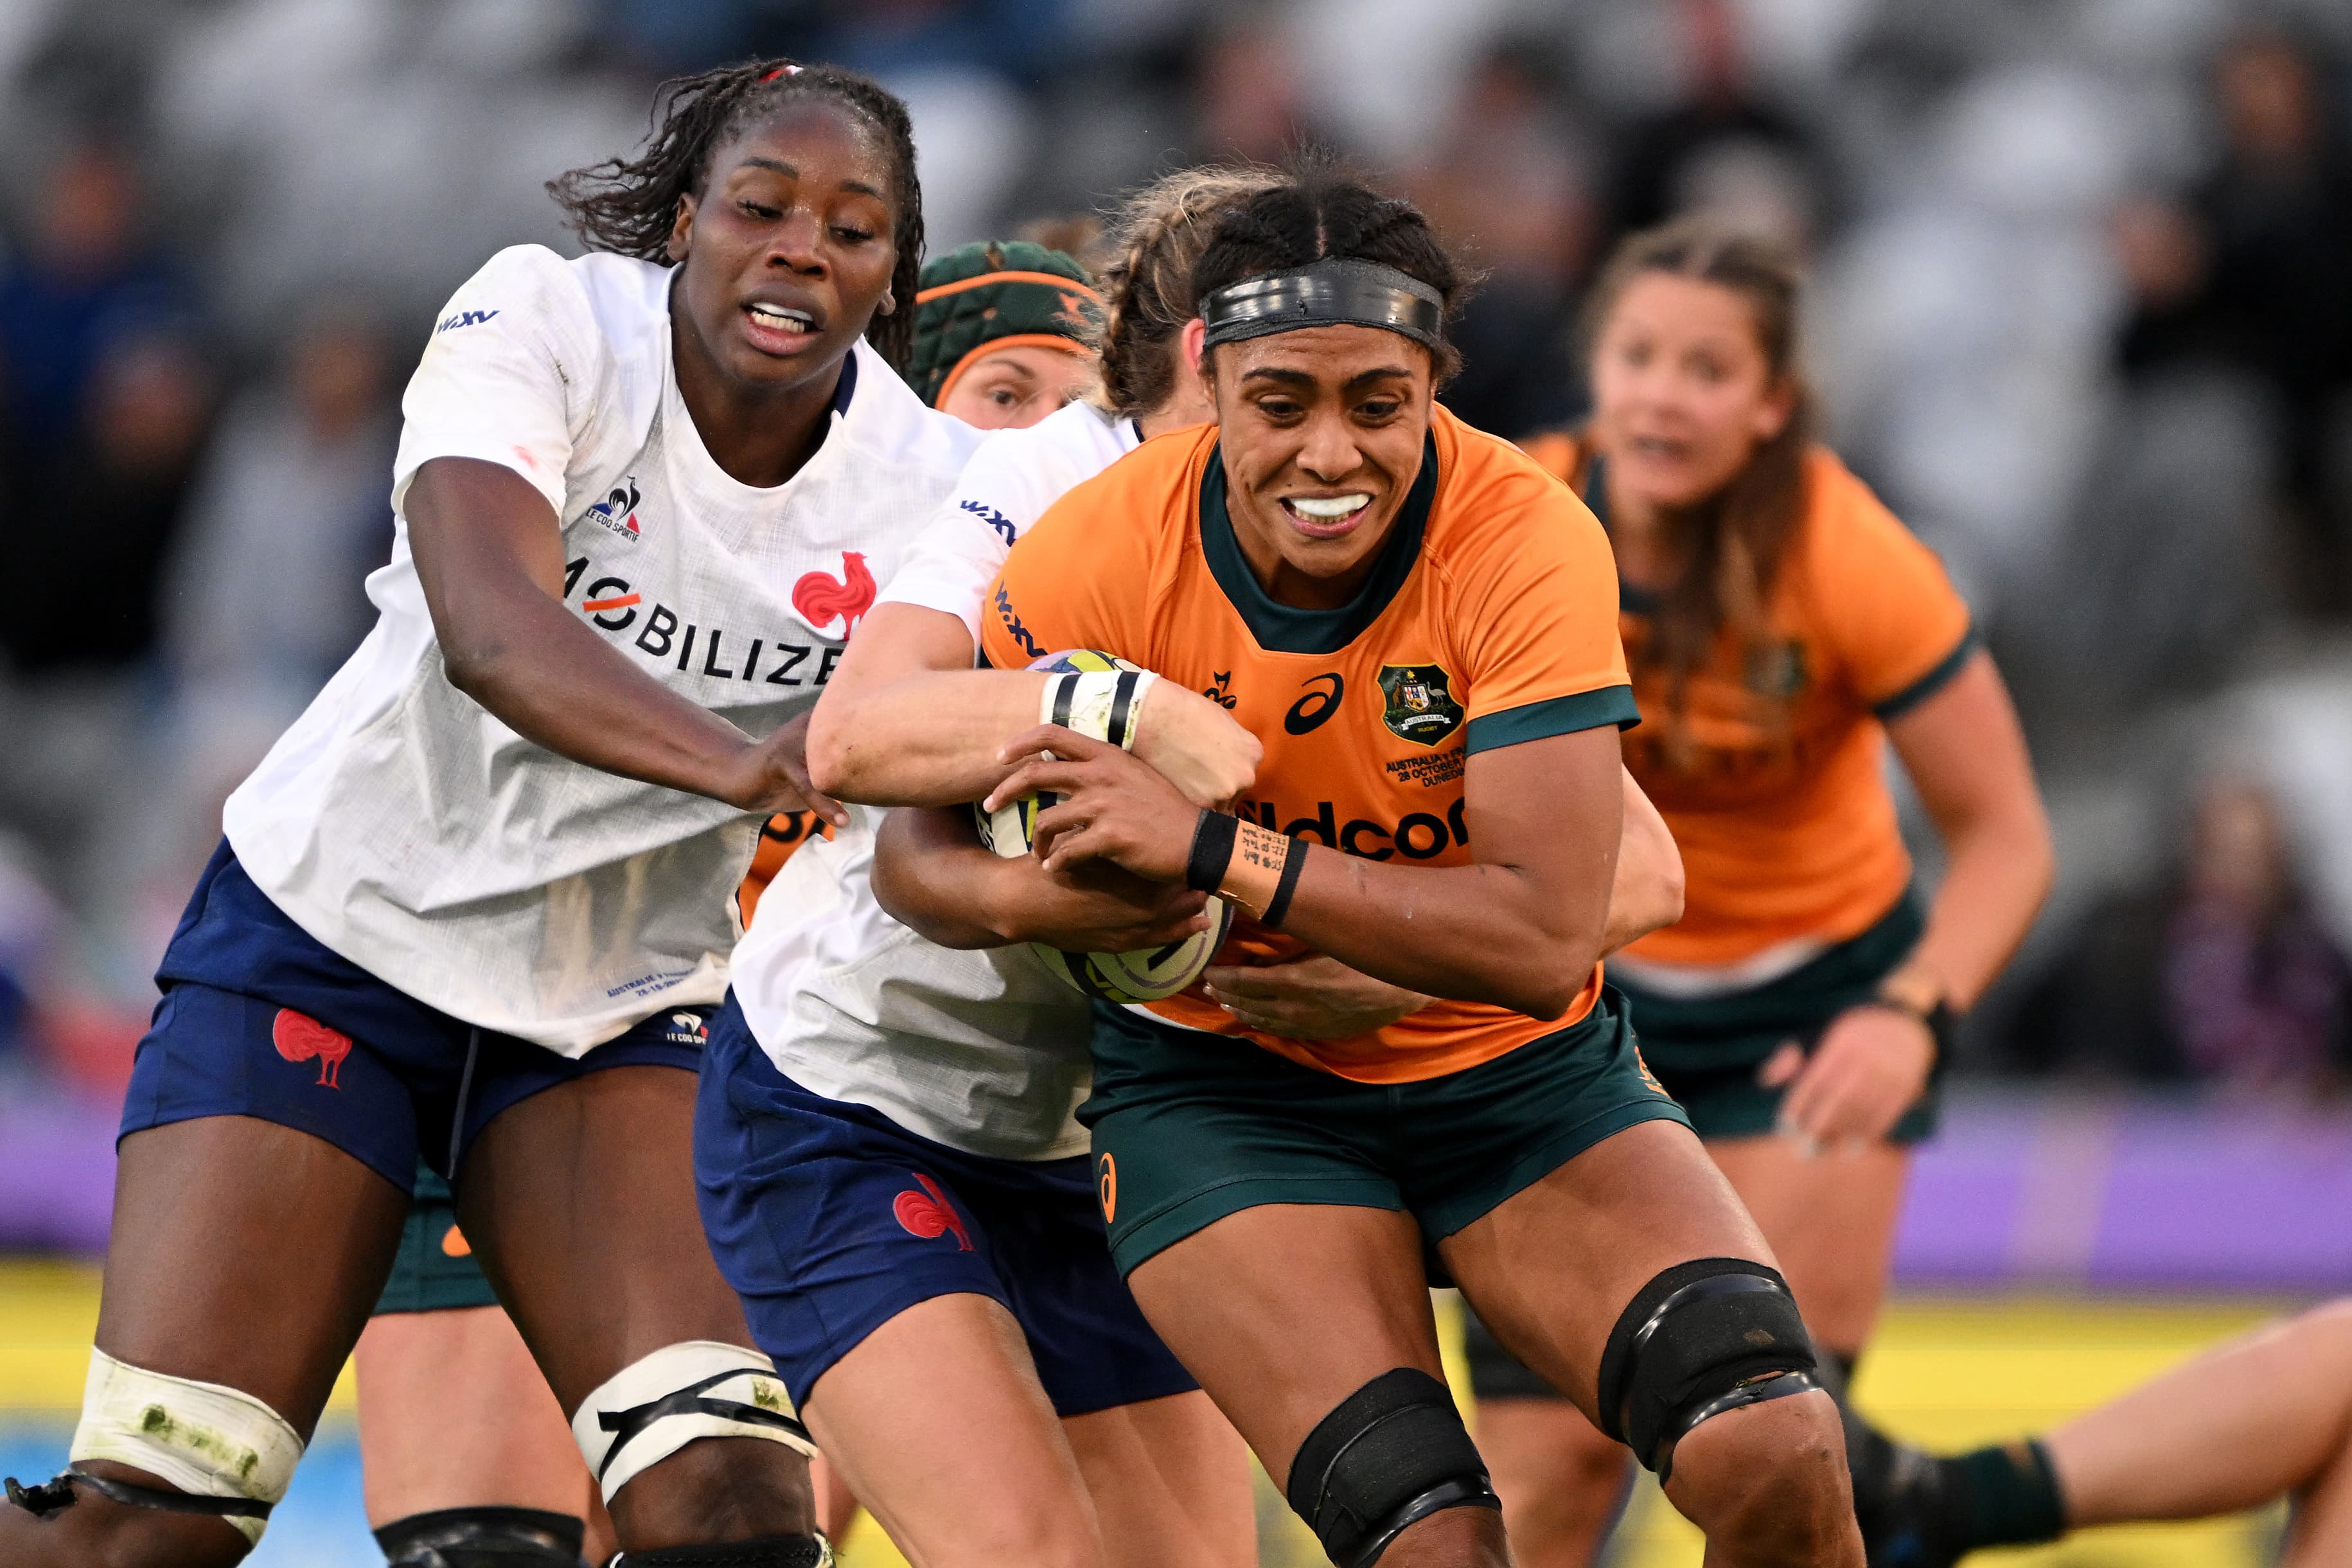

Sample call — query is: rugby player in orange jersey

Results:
[809,166,1681,1053]
[1471,218,2053,1568]
[877,166,1861,1568]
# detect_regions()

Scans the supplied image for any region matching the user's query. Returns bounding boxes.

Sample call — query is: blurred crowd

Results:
[0,0,2348,1111]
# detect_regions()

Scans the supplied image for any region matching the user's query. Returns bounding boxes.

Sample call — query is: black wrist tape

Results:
[1262,839,1307,928]
[1187,811,1237,892]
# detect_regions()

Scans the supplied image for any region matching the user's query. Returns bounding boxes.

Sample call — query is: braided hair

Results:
[1189,161,1471,385]
[548,58,924,372]
[1090,164,1282,416]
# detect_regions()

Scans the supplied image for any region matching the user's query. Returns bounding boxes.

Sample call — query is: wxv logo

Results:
[436,308,500,334]
[958,498,1016,544]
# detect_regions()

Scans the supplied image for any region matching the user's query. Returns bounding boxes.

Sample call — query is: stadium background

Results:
[0,0,2348,1562]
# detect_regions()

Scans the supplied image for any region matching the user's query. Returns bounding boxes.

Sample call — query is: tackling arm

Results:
[808,604,1261,809]
[404,457,839,820]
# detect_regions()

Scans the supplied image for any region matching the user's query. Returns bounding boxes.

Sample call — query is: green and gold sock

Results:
[1950,1438,2067,1547]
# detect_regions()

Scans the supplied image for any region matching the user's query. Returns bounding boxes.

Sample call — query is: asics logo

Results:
[1284,673,1345,735]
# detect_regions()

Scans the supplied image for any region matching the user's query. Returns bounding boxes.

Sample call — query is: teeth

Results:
[748,304,813,333]
[1289,494,1370,520]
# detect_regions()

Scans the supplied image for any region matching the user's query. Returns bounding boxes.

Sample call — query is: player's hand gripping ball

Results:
[977,651,1234,1003]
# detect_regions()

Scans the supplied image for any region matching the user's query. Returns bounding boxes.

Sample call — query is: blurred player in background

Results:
[897,164,1851,1567]
[0,58,955,1568]
[1469,218,2053,1565]
[1855,1299,2352,1564]
[693,170,1288,1568]
[735,233,1107,1549]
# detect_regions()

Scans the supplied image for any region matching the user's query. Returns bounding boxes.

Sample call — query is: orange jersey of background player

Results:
[1525,432,1973,968]
[735,810,835,928]
[983,406,1636,1084]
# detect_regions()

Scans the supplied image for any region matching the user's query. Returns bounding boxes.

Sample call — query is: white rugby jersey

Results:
[223,245,983,1054]
[732,400,1145,1159]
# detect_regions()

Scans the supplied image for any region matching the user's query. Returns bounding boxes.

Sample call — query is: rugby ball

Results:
[977,649,1233,1003]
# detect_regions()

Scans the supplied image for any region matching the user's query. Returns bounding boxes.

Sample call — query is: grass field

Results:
[0,1260,2295,1566]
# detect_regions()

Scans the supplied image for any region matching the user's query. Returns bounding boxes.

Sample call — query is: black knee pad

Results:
[375,1506,587,1568]
[1284,1368,1499,1568]
[1597,1258,1821,1483]
[612,1534,831,1568]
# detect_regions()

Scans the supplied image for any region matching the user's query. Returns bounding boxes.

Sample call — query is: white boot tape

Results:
[570,1341,814,1504]
[68,1348,304,1546]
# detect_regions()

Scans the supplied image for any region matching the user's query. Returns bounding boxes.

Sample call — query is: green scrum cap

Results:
[908,240,1101,408]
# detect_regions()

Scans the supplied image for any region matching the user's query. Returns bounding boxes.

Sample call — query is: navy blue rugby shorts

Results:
[121,840,708,1194]
[694,992,1198,1419]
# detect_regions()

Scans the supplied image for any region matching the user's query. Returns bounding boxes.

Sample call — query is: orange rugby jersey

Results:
[1529,436,1973,968]
[734,810,835,928]
[982,405,1636,1084]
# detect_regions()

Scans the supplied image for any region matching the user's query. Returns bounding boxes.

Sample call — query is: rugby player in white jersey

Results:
[0,59,970,1568]
[738,231,1108,1550]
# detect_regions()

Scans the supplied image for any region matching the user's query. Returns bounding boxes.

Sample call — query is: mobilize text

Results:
[565,556,843,686]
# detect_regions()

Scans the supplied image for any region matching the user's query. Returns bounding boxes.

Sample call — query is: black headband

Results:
[1198,258,1446,351]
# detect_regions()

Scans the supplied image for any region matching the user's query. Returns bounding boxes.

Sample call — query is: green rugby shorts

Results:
[1617,888,1940,1145]
[371,1163,500,1315]
[1079,985,1689,1277]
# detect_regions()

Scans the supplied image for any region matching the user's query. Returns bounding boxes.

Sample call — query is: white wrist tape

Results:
[570,1341,814,1504]
[1039,667,1157,751]
[69,1348,304,1546]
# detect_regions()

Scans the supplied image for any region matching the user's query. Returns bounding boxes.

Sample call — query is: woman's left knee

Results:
[1665,1392,1854,1560]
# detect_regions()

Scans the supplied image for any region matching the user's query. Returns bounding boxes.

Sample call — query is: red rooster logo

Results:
[272,1009,353,1089]
[793,551,877,635]
[892,1172,971,1251]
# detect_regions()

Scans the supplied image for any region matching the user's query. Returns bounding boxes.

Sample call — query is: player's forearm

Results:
[1272,850,1614,1019]
[871,806,1021,948]
[1602,768,1683,956]
[410,455,759,807]
[441,567,760,806]
[1884,654,2053,1011]
[1903,802,2053,1010]
[809,671,1047,806]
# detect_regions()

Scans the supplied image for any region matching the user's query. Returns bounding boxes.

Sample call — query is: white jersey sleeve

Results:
[391,245,602,520]
[876,401,1139,648]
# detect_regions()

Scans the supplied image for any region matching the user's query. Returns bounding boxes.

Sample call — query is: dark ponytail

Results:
[547,58,925,372]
